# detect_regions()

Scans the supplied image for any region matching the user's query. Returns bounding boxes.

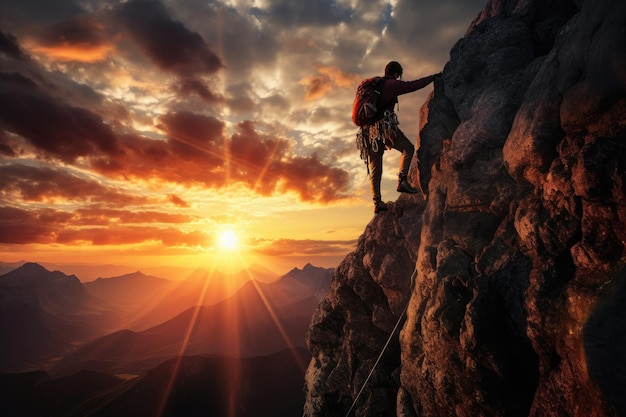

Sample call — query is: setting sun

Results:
[218,229,239,251]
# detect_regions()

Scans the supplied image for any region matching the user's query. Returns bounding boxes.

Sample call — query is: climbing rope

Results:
[302,267,418,417]
[344,266,418,417]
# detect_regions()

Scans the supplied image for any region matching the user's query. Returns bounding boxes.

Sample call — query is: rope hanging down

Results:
[344,266,418,417]
[301,267,418,417]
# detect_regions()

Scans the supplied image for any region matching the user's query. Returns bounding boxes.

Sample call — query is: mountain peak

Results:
[0,262,81,287]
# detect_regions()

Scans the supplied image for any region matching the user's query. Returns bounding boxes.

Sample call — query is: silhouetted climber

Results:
[357,61,440,213]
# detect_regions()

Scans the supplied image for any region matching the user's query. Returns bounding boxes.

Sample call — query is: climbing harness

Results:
[344,266,418,417]
[369,109,399,148]
[355,109,400,176]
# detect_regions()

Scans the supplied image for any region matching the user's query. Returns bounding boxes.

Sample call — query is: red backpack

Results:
[351,76,385,127]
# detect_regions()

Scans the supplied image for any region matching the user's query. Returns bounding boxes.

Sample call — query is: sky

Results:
[0,0,486,277]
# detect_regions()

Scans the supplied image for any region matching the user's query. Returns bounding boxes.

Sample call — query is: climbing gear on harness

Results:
[369,109,399,148]
[356,109,400,176]
[355,128,381,176]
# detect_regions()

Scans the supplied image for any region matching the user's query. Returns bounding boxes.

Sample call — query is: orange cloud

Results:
[0,206,204,247]
[253,238,357,256]
[31,43,115,62]
[26,16,116,63]
[299,74,334,101]
[55,226,207,246]
[299,66,359,101]
[317,66,360,87]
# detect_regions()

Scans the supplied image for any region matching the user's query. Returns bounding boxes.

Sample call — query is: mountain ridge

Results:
[0,261,332,376]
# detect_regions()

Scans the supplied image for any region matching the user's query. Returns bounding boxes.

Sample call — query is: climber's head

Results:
[384,61,403,79]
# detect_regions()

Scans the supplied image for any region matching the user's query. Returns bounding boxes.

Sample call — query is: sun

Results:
[218,229,239,251]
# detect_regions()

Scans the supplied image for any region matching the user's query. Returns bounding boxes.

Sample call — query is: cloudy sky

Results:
[0,0,485,276]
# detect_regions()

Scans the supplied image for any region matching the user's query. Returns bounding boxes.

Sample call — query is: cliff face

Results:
[304,0,626,416]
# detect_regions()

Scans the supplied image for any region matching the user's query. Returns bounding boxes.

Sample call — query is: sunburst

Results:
[218,229,239,251]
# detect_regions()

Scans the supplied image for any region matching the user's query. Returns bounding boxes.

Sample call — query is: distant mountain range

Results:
[0,261,332,416]
[0,263,122,372]
[51,264,330,377]
[0,262,331,373]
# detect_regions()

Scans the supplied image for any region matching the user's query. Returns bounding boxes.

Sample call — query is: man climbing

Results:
[363,61,440,213]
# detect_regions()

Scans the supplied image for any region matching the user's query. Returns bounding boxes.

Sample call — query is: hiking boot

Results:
[397,178,419,194]
[374,201,388,213]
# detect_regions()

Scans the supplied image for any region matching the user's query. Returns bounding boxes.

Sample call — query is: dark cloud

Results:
[0,206,65,244]
[255,0,353,27]
[0,130,17,157]
[229,120,291,173]
[86,115,350,203]
[0,31,26,60]
[0,73,121,163]
[0,205,201,246]
[158,111,226,161]
[174,78,224,103]
[32,15,107,48]
[0,164,149,206]
[116,0,223,77]
[229,121,350,202]
[0,0,84,27]
[275,154,350,203]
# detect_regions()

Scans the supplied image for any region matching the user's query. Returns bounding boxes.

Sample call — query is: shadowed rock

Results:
[305,0,626,416]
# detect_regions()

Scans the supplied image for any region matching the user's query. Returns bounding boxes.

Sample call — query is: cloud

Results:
[158,111,226,160]
[0,73,121,163]
[0,206,65,244]
[256,0,352,27]
[174,78,224,103]
[168,194,189,207]
[300,66,360,101]
[27,16,115,62]
[228,120,350,201]
[0,0,488,261]
[71,208,195,226]
[115,0,223,77]
[0,30,26,60]
[254,237,357,256]
[55,225,208,246]
[0,164,149,206]
[0,205,202,246]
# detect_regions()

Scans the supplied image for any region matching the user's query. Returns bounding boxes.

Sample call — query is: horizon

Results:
[0,0,486,277]
[0,257,335,282]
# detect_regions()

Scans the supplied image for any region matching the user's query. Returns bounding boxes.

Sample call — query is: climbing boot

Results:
[397,177,419,194]
[374,200,388,214]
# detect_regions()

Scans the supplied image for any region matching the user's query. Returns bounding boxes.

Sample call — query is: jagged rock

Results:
[304,197,425,417]
[305,0,626,416]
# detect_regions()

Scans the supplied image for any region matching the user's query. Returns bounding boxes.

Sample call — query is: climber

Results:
[363,61,440,213]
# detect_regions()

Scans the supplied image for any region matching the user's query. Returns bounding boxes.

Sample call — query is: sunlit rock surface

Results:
[304,0,626,416]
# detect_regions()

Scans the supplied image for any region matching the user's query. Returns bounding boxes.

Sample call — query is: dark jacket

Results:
[378,75,437,111]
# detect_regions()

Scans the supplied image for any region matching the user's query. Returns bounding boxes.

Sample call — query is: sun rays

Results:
[154,241,307,417]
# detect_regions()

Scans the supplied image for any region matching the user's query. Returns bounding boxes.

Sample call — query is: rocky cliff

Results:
[304,0,626,416]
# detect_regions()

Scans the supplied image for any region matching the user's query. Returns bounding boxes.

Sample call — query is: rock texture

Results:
[304,0,626,416]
